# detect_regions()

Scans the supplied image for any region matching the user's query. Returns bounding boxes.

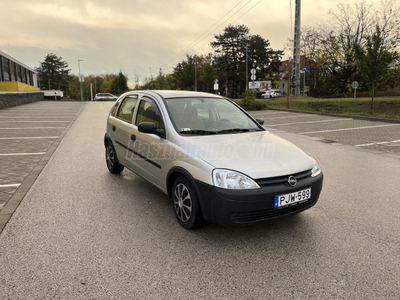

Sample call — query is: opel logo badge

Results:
[288,176,297,186]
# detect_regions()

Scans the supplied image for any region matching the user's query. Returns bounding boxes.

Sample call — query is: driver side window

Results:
[136,99,164,130]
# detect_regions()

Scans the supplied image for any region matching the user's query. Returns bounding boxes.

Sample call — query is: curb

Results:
[265,107,400,124]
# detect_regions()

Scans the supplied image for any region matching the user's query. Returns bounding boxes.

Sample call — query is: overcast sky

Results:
[1,0,383,86]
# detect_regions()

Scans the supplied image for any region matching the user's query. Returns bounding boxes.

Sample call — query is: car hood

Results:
[177,131,314,179]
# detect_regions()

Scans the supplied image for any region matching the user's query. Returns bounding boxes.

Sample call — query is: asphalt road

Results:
[0,102,399,299]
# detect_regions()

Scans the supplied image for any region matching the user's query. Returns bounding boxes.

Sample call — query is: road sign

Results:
[352,81,359,98]
[250,74,256,81]
[302,66,308,72]
[250,69,256,75]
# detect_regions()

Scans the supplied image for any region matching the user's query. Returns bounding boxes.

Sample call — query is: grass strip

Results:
[232,96,400,121]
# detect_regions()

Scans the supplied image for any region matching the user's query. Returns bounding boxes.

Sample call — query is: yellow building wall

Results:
[0,81,40,91]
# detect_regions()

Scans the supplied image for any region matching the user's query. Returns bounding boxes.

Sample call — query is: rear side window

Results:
[117,95,138,123]
[111,102,119,117]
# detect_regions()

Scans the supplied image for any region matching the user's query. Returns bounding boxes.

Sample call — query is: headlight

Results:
[213,169,260,189]
[311,160,322,177]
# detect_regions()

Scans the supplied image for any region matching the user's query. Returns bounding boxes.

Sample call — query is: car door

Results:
[110,94,139,167]
[128,96,169,191]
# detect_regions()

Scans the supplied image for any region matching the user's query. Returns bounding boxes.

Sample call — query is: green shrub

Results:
[242,89,256,107]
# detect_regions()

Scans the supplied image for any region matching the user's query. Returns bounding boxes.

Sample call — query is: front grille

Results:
[255,170,312,186]
[230,194,319,224]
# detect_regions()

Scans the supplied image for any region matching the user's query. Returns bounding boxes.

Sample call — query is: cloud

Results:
[0,0,382,83]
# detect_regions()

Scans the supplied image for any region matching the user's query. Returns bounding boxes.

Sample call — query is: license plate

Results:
[274,188,311,208]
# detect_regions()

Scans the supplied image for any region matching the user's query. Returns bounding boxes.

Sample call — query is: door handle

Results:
[112,125,116,131]
[131,134,136,141]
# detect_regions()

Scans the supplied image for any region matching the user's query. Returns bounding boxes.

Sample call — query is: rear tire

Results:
[105,141,124,174]
[172,176,203,229]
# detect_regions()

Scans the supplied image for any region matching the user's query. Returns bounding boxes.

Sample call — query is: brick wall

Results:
[0,92,44,109]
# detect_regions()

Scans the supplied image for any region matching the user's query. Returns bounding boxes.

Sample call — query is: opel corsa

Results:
[104,90,323,229]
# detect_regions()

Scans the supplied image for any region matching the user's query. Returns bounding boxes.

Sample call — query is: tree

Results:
[35,53,71,91]
[354,25,399,113]
[211,25,283,97]
[283,0,400,97]
[110,71,128,95]
[172,54,216,92]
[154,68,176,90]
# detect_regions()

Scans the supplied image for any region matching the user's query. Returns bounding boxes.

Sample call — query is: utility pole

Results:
[291,0,301,96]
[245,43,248,91]
[239,42,249,91]
[78,59,84,101]
[194,55,197,91]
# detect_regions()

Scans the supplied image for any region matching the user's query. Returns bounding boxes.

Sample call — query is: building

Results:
[275,57,317,96]
[275,59,292,95]
[0,50,39,91]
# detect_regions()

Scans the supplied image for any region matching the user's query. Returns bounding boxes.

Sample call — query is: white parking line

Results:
[0,113,77,116]
[0,183,21,188]
[252,111,290,116]
[355,140,400,147]
[265,118,353,127]
[0,136,58,140]
[0,116,74,119]
[263,114,318,120]
[299,124,400,135]
[0,152,46,156]
[0,121,70,123]
[0,127,65,130]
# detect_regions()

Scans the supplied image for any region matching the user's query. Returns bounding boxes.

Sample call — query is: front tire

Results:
[172,176,202,229]
[105,141,124,174]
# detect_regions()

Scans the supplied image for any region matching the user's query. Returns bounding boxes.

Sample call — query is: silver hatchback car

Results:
[104,90,323,229]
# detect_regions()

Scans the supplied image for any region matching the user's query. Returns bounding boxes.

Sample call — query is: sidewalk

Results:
[0,101,85,232]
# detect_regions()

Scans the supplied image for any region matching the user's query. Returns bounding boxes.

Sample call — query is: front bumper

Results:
[193,171,323,226]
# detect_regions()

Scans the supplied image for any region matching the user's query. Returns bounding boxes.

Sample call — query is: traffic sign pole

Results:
[250,69,256,90]
[352,81,359,99]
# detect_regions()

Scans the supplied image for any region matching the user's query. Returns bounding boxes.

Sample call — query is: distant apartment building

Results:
[0,50,39,91]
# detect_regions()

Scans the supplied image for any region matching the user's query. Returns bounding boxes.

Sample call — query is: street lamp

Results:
[78,59,84,101]
[240,42,248,91]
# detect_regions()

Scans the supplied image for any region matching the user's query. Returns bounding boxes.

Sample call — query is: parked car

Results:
[104,90,323,229]
[269,89,284,98]
[261,90,271,98]
[94,93,118,101]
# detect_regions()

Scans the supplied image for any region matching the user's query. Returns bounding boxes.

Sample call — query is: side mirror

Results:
[256,118,264,125]
[138,122,165,138]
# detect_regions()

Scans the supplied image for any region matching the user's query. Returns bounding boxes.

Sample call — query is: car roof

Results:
[128,90,224,99]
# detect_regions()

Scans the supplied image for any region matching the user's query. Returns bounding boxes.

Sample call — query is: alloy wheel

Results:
[106,144,115,170]
[174,183,192,222]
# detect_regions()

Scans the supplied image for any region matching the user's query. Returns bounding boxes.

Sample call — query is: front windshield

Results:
[165,97,263,134]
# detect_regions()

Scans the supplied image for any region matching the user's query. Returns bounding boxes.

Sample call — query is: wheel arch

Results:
[104,133,111,147]
[166,167,194,198]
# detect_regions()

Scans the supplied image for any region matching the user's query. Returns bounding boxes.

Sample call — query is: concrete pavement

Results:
[0,101,399,299]
[0,101,85,231]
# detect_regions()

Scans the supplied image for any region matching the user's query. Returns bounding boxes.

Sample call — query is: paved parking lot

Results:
[250,110,400,157]
[1,102,399,232]
[0,101,398,299]
[0,101,85,229]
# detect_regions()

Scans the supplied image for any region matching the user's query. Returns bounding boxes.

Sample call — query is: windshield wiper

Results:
[179,130,217,135]
[216,128,250,134]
